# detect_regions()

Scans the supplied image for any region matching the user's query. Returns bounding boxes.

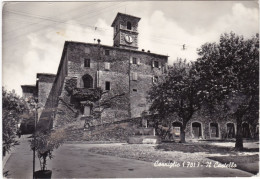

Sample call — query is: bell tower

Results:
[111,13,140,50]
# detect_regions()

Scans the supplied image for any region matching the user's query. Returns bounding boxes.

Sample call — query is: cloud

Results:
[212,3,259,38]
[139,10,202,64]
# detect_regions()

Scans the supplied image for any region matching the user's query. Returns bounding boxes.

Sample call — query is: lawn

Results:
[88,143,214,165]
[155,142,259,154]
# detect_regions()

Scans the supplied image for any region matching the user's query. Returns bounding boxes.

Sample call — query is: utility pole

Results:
[97,39,102,125]
[32,102,37,179]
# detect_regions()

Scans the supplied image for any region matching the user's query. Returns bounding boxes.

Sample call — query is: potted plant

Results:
[30,128,65,179]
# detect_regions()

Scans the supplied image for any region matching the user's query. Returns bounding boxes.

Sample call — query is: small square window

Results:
[84,59,90,67]
[105,50,110,56]
[133,58,137,64]
[105,81,110,91]
[133,89,137,92]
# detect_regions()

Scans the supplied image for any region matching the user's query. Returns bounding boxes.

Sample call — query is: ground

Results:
[3,135,258,178]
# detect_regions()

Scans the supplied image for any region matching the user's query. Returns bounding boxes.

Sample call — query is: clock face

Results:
[124,35,133,44]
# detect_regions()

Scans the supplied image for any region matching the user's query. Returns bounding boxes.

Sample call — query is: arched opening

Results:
[127,21,132,30]
[210,123,219,138]
[227,123,235,138]
[192,122,202,139]
[172,122,182,138]
[242,122,250,138]
[82,74,93,88]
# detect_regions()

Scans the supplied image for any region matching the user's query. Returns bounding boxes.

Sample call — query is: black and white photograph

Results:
[2,0,259,178]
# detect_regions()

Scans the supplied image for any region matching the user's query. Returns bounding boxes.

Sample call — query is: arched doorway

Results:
[226,123,235,138]
[242,122,250,138]
[210,123,219,138]
[192,122,202,139]
[172,121,182,138]
[82,74,93,88]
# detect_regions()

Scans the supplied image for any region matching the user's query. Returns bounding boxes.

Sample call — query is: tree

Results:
[148,59,202,143]
[195,32,259,150]
[2,87,27,156]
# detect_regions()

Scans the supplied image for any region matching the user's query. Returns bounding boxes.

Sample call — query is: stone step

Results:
[128,135,161,144]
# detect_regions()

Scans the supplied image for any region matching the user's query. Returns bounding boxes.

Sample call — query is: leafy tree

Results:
[148,59,202,143]
[2,87,27,156]
[195,32,259,150]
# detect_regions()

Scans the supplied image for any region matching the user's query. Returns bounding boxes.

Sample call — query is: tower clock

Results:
[111,13,140,50]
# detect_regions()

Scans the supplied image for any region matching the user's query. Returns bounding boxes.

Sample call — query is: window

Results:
[84,59,90,67]
[154,61,159,68]
[152,60,161,68]
[130,57,140,65]
[82,74,93,88]
[127,21,132,30]
[105,62,110,70]
[132,72,138,81]
[133,57,137,64]
[105,81,110,91]
[133,89,137,92]
[105,50,110,56]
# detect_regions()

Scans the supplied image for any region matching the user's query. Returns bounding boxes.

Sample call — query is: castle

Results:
[21,13,257,140]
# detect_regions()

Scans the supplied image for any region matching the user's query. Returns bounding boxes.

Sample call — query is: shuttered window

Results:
[152,60,161,68]
[133,57,137,64]
[137,58,141,65]
[132,72,138,81]
[105,62,110,70]
[130,57,141,65]
[154,61,159,68]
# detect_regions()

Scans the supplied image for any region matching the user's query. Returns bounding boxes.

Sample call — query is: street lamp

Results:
[30,100,42,179]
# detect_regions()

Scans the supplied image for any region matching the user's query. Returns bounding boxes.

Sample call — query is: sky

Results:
[2,1,259,96]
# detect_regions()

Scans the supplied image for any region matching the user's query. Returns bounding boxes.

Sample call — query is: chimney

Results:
[142,49,145,52]
[147,50,150,53]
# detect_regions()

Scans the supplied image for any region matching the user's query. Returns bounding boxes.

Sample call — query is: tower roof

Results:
[111,12,141,27]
